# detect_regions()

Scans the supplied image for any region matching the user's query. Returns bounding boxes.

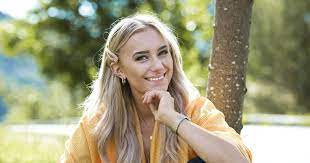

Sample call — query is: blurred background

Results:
[0,0,309,162]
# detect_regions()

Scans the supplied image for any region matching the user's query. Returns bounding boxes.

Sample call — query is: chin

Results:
[157,86,169,91]
[147,85,169,91]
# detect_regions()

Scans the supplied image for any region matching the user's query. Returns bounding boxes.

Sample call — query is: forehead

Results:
[120,27,166,54]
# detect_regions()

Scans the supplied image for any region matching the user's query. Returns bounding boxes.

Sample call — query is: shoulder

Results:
[185,96,226,127]
[60,111,103,163]
[185,97,218,117]
[81,109,104,129]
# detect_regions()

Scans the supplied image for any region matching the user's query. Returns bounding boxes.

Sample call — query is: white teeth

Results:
[148,75,164,81]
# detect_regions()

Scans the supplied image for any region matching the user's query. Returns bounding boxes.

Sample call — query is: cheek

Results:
[123,64,147,80]
[167,56,174,73]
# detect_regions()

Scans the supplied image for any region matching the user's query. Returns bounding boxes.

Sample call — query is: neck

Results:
[131,89,154,120]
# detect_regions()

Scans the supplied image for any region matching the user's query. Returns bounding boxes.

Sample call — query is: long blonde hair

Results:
[82,13,199,163]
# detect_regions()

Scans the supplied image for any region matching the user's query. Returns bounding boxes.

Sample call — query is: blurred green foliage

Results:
[0,0,309,122]
[0,79,81,123]
[245,0,310,114]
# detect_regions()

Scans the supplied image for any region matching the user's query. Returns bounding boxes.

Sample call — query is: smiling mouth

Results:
[145,73,165,81]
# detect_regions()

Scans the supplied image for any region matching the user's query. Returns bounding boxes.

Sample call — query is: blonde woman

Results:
[60,13,252,163]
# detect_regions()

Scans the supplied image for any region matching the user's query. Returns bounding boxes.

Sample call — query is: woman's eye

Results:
[158,50,168,56]
[135,56,147,61]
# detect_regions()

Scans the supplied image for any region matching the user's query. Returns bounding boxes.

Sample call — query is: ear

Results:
[110,63,126,79]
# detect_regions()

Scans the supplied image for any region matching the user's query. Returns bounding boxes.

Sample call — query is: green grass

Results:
[0,126,67,163]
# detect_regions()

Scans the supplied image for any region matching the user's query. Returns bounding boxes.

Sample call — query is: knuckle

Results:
[164,91,170,96]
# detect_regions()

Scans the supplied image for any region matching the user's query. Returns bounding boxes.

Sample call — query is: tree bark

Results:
[206,0,254,133]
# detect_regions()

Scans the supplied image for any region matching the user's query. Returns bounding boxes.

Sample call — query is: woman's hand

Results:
[142,90,178,126]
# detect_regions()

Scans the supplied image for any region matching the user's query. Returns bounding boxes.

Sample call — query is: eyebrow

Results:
[132,45,167,56]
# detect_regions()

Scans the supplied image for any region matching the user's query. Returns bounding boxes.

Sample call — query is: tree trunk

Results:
[206,0,254,133]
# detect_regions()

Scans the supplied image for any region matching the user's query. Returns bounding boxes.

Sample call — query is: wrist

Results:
[158,111,178,125]
[168,113,190,134]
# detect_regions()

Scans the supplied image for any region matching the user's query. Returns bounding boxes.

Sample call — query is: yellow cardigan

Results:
[60,97,252,163]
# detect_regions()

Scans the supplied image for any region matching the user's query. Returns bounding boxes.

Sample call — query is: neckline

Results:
[134,108,158,163]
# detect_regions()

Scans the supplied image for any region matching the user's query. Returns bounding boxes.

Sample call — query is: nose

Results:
[150,57,165,73]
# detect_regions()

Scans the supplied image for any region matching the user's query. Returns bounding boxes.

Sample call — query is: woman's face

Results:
[117,27,173,97]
